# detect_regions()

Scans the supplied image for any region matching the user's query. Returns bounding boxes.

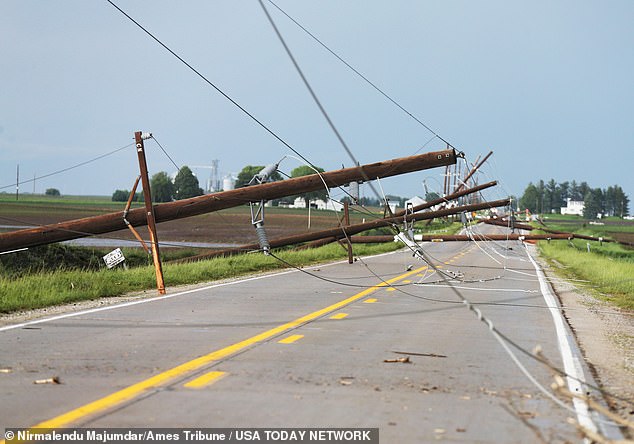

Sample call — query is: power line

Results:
[150,135,181,172]
[104,0,319,173]
[266,0,455,150]
[258,0,383,203]
[0,142,134,191]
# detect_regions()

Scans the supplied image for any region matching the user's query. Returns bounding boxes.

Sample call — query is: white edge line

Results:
[0,248,401,333]
[524,244,598,433]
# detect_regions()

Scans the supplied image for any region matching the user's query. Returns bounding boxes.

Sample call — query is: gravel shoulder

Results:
[538,257,634,422]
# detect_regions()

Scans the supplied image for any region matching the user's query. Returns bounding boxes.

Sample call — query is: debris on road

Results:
[384,356,411,364]
[391,350,447,358]
[33,376,61,385]
[339,376,354,386]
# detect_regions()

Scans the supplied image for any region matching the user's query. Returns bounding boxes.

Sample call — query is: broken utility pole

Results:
[0,149,457,253]
[135,131,165,295]
[171,198,511,263]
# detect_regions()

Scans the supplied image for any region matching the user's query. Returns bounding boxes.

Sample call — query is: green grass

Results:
[538,239,634,310]
[0,242,401,314]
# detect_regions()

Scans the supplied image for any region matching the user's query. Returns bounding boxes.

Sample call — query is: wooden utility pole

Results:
[343,201,353,264]
[135,131,165,295]
[455,150,493,193]
[15,164,19,201]
[0,149,457,252]
[172,197,511,263]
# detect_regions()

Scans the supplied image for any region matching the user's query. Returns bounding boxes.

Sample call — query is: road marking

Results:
[329,313,348,320]
[524,245,598,434]
[402,280,412,283]
[0,249,404,333]
[183,371,227,389]
[278,335,304,344]
[7,263,427,433]
[386,288,396,292]
[363,298,377,303]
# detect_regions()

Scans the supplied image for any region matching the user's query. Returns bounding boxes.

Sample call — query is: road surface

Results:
[0,225,619,442]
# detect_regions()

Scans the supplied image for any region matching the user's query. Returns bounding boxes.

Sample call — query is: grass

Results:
[0,242,401,314]
[539,241,634,309]
[535,215,634,310]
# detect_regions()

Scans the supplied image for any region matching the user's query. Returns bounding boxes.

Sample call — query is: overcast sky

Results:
[1,1,632,205]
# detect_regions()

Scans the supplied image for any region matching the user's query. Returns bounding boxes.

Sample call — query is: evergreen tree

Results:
[569,180,582,200]
[583,188,603,219]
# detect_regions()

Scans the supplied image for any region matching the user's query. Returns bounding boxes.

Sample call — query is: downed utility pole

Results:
[482,219,634,246]
[0,149,457,253]
[298,180,498,250]
[171,198,511,263]
[342,233,575,243]
[455,150,493,193]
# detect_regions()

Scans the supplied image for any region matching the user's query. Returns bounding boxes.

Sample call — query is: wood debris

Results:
[34,376,61,385]
[384,356,411,364]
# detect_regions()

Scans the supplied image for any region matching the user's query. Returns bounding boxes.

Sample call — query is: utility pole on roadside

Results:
[15,164,19,201]
[135,131,166,295]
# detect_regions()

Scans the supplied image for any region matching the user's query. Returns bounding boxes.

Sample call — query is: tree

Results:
[173,166,203,200]
[519,183,539,213]
[569,180,582,200]
[289,165,327,207]
[45,188,60,196]
[235,165,283,188]
[112,189,130,202]
[150,171,174,203]
[583,189,603,219]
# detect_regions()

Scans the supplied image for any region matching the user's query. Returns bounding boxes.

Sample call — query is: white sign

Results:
[103,248,125,269]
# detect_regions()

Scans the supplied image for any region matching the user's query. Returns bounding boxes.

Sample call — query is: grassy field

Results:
[536,214,634,310]
[0,242,402,314]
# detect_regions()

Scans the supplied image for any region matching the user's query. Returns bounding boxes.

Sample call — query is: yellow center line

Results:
[329,313,348,320]
[183,371,227,389]
[278,334,304,344]
[8,263,428,435]
[363,298,378,303]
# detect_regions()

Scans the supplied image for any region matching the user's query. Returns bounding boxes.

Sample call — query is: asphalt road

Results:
[0,225,618,443]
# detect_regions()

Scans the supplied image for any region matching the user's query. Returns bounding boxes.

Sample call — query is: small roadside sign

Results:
[103,248,126,269]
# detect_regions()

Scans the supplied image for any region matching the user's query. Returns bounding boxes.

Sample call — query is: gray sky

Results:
[1,1,633,205]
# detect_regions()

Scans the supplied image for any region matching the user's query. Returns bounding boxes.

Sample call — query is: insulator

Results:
[256,163,279,183]
[141,132,153,140]
[255,223,270,254]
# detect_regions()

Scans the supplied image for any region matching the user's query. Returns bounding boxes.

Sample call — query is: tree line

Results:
[112,163,418,207]
[518,179,630,218]
[112,166,203,203]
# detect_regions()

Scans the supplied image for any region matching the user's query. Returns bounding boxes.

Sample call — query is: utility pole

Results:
[0,148,457,252]
[172,197,511,264]
[344,201,353,264]
[16,164,19,201]
[135,131,165,295]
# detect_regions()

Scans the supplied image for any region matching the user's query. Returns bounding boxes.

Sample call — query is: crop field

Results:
[1,194,458,313]
[0,193,375,245]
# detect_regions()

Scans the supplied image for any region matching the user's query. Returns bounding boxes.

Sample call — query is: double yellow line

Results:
[5,263,428,437]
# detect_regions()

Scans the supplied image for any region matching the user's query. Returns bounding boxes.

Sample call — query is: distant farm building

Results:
[561,198,584,216]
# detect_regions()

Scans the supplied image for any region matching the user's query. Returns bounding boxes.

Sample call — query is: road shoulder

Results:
[539,257,634,423]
